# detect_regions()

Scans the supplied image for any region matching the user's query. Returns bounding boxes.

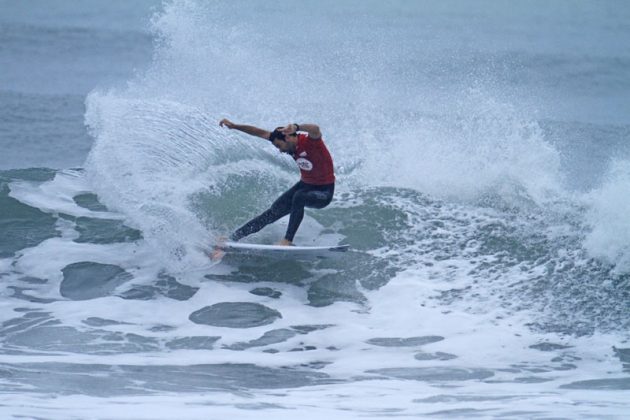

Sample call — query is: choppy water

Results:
[1,1,630,418]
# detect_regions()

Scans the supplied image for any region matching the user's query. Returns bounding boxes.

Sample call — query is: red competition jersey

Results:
[293,133,335,185]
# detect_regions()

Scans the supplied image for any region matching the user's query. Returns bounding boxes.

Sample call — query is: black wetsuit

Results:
[230,181,334,242]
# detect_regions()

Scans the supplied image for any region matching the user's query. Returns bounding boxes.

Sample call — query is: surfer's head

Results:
[269,127,298,154]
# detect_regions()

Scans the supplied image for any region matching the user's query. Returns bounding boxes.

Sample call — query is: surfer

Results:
[218,119,335,246]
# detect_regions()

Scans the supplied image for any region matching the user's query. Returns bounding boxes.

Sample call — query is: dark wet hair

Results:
[269,127,286,143]
[269,127,298,143]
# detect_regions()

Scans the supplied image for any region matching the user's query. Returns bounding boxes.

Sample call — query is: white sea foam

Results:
[354,89,564,205]
[8,169,123,220]
[1,259,629,419]
[584,159,630,273]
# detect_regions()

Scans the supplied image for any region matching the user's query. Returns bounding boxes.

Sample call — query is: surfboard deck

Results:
[218,241,349,259]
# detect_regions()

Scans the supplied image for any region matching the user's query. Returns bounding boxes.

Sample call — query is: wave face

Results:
[3,1,630,418]
[84,0,630,291]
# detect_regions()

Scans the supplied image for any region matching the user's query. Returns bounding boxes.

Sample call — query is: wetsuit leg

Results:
[230,182,302,241]
[284,184,334,242]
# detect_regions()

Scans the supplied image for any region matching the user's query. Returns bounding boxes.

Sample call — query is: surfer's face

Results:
[273,134,297,154]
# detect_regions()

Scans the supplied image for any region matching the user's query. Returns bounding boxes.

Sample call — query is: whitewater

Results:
[1,1,629,418]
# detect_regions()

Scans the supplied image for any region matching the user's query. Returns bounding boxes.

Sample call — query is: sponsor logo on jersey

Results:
[296,157,313,171]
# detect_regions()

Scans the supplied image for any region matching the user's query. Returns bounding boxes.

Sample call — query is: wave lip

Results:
[584,160,630,273]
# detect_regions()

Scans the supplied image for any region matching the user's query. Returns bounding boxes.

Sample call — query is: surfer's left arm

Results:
[281,123,321,140]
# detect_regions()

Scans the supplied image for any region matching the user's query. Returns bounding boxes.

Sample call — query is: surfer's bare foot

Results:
[277,238,293,246]
[210,247,225,261]
[209,236,228,261]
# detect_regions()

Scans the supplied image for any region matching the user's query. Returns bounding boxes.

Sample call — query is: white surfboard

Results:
[218,241,349,259]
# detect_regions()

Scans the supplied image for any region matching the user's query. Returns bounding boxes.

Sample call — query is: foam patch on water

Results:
[1,262,628,419]
[8,169,122,220]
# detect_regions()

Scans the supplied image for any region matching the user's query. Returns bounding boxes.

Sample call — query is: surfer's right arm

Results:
[219,119,270,140]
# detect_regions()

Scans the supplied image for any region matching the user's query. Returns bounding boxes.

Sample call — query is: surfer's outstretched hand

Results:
[219,118,236,129]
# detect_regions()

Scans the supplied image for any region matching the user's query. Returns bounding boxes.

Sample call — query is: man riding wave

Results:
[218,119,336,247]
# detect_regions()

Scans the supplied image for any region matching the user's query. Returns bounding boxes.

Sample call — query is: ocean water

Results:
[1,0,630,418]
